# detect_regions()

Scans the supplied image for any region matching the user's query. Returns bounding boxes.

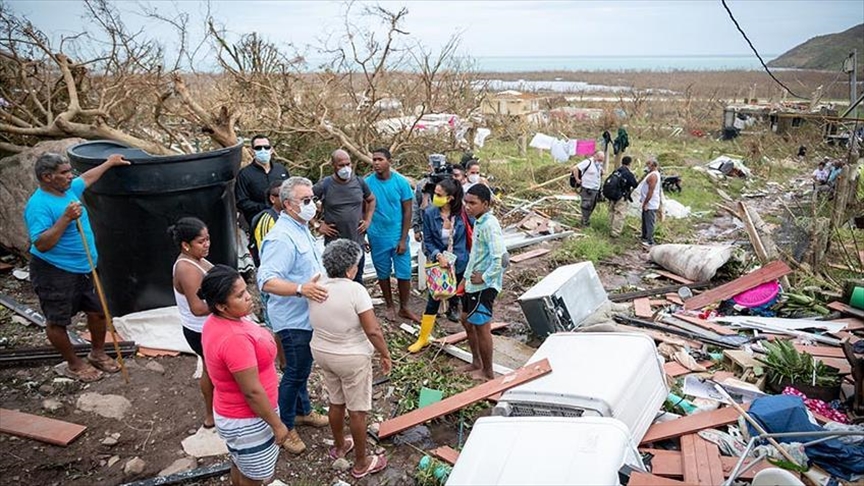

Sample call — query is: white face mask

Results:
[467,174,480,184]
[297,200,316,222]
[337,166,352,180]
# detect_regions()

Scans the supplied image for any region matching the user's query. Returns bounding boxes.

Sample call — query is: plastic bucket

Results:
[850,286,864,310]
[67,140,242,317]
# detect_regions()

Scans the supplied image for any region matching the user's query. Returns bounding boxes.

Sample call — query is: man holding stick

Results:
[24,152,129,382]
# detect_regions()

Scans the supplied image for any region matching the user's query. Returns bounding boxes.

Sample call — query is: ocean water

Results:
[468,55,775,72]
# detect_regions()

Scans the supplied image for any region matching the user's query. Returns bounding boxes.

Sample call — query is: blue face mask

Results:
[254,149,271,165]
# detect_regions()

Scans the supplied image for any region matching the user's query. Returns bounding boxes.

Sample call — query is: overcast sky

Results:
[7,0,863,59]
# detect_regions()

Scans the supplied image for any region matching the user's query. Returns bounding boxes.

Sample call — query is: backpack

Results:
[602,169,626,202]
[247,208,279,267]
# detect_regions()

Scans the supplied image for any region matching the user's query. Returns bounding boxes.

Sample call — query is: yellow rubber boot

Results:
[408,314,436,353]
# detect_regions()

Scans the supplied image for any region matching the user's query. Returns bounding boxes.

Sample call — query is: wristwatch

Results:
[295,285,303,297]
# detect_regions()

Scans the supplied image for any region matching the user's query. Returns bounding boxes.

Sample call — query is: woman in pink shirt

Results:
[199,265,287,485]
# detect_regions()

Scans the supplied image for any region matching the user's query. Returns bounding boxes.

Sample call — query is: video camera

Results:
[423,153,453,195]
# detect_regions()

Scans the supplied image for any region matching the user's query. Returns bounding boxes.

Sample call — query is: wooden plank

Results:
[680,434,700,485]
[829,317,864,331]
[655,270,694,285]
[137,347,180,357]
[378,359,553,439]
[674,314,738,336]
[698,435,726,486]
[609,282,713,303]
[0,408,86,446]
[634,298,654,319]
[827,301,864,320]
[430,446,460,466]
[641,405,746,445]
[663,360,713,378]
[628,472,688,486]
[436,322,508,345]
[684,261,792,310]
[509,248,550,263]
[0,262,13,273]
[665,293,685,306]
[650,299,671,306]
[642,448,775,480]
[793,344,846,358]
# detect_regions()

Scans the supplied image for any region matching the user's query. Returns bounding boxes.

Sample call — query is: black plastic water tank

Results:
[67,140,242,317]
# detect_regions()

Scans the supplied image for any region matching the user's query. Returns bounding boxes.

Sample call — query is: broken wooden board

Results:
[137,347,181,358]
[828,317,864,332]
[430,446,460,466]
[793,344,847,358]
[654,270,694,285]
[641,448,774,480]
[436,322,508,345]
[634,298,653,319]
[640,405,746,445]
[508,248,550,264]
[664,360,713,378]
[0,408,86,446]
[684,261,792,310]
[609,282,713,303]
[673,314,738,336]
[665,293,685,306]
[681,434,725,486]
[828,301,864,319]
[628,472,688,486]
[378,359,552,439]
[650,299,671,306]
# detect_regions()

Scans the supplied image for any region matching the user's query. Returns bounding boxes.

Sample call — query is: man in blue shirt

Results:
[365,148,420,324]
[24,152,129,383]
[258,176,330,454]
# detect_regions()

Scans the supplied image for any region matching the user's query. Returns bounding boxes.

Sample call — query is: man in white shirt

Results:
[571,150,605,227]
[640,158,662,248]
[812,160,829,188]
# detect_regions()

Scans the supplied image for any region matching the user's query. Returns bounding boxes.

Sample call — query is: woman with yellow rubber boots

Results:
[408,177,472,353]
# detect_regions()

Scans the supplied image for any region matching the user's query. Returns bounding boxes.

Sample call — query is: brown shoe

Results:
[295,412,329,428]
[281,428,306,455]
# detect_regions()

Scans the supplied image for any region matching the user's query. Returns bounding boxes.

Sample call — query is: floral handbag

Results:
[425,218,458,301]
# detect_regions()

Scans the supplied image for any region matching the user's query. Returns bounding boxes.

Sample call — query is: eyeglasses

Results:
[253,145,271,151]
[296,196,317,205]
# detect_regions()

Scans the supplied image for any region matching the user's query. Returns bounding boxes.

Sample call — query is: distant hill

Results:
[768,24,864,73]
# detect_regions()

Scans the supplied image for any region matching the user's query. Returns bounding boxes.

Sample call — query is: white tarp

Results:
[113,306,194,354]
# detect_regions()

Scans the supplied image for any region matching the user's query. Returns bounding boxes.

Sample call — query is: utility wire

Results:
[721,0,809,100]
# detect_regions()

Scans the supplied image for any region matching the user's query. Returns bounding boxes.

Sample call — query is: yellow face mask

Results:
[432,195,449,207]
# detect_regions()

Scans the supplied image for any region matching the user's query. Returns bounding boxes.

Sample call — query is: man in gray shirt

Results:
[313,149,376,283]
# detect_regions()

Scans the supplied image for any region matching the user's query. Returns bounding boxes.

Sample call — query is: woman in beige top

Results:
[309,239,391,479]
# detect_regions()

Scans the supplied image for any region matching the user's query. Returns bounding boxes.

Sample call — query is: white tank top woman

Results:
[173,258,210,332]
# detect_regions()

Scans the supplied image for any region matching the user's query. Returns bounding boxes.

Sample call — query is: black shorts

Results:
[30,256,101,327]
[183,327,205,357]
[462,288,498,326]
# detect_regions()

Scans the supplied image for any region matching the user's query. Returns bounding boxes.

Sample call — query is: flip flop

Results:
[202,422,215,429]
[329,437,354,460]
[54,362,104,383]
[351,454,387,479]
[87,354,121,373]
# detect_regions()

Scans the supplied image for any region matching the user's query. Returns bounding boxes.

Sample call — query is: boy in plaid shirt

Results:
[461,184,507,381]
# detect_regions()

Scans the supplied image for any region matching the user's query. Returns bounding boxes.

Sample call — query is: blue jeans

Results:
[354,252,366,284]
[277,329,313,428]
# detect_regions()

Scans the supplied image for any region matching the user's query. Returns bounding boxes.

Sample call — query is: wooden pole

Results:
[76,220,130,384]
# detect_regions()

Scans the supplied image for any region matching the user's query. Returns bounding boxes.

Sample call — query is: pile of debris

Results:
[375,251,863,485]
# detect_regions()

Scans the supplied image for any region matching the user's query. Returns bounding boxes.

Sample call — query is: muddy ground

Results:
[0,168,805,485]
